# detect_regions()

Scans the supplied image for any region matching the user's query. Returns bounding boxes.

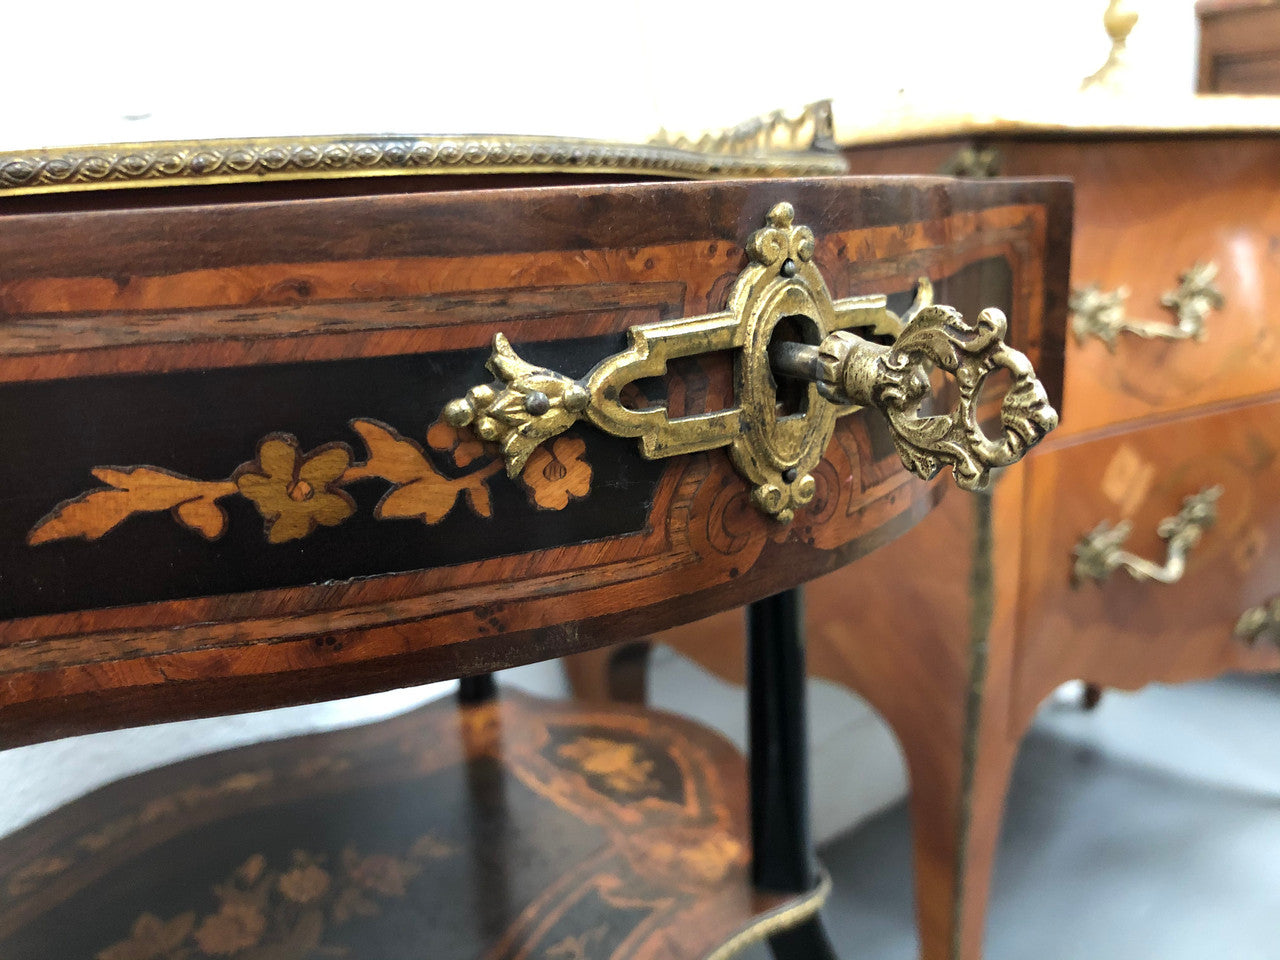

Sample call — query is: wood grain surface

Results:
[0,176,1071,747]
[655,472,1026,960]
[1013,393,1280,728]
[847,136,1280,440]
[0,689,825,960]
[1198,0,1280,93]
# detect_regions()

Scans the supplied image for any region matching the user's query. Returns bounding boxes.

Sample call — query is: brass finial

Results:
[1081,0,1139,91]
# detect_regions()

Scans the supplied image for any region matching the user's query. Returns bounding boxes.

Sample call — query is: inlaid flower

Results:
[426,417,489,468]
[235,853,266,885]
[346,852,410,897]
[193,902,265,956]
[234,436,356,543]
[277,863,331,903]
[557,736,656,794]
[96,912,194,960]
[520,435,592,510]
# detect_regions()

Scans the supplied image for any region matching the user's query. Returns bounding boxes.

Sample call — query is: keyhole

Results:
[768,315,821,419]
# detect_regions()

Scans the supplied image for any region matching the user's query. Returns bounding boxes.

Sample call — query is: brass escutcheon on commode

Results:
[446,203,1059,522]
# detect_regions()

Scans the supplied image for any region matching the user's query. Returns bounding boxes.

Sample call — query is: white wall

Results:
[4,1,1200,150]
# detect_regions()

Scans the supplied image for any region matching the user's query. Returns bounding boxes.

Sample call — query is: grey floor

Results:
[6,668,1277,958]
[775,674,1280,960]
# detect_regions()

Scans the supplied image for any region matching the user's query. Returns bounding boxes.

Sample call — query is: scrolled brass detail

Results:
[1235,597,1280,650]
[446,203,1059,522]
[938,146,1002,179]
[1070,262,1224,351]
[651,100,838,156]
[792,283,1059,491]
[1073,485,1223,585]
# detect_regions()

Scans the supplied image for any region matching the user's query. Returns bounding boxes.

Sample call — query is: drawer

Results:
[0,175,1068,744]
[1013,395,1280,724]
[1041,137,1280,436]
[845,136,1280,437]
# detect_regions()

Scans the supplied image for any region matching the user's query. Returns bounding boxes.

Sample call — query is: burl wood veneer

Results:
[652,124,1280,960]
[0,175,1068,751]
[0,166,1069,960]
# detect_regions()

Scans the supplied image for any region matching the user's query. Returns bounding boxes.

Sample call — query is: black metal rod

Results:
[769,340,823,383]
[457,672,497,704]
[456,672,509,935]
[747,588,816,893]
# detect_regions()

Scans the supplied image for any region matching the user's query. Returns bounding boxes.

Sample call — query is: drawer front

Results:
[1013,395,1280,724]
[1016,137,1280,437]
[0,176,1068,743]
[847,136,1280,435]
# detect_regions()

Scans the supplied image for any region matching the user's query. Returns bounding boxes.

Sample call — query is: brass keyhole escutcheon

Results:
[445,203,1059,522]
[767,316,818,421]
[724,213,844,521]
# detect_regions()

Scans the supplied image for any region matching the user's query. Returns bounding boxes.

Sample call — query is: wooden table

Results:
[655,104,1280,960]
[0,124,1069,959]
[1198,0,1280,93]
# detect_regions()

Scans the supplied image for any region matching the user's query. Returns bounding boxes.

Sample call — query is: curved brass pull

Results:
[445,203,1058,522]
[1073,486,1222,585]
[1070,262,1223,351]
[1235,597,1280,650]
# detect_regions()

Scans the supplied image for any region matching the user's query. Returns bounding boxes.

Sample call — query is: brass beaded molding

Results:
[0,126,846,198]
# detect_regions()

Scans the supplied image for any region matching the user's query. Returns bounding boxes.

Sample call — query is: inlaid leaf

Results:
[463,483,492,518]
[95,911,195,960]
[348,418,501,526]
[28,467,236,545]
[175,495,233,540]
[345,419,446,485]
[376,478,462,524]
[426,417,489,468]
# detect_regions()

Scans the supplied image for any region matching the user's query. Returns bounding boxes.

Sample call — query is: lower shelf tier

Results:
[0,689,825,960]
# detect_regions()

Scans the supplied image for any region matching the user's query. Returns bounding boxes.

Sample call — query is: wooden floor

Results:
[0,691,823,960]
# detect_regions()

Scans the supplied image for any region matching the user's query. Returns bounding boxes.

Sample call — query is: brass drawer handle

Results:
[445,203,1058,523]
[1073,485,1222,584]
[1235,598,1280,650]
[1070,262,1223,351]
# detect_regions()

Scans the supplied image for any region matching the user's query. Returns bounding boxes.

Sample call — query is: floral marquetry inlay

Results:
[28,415,594,547]
[96,839,456,960]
